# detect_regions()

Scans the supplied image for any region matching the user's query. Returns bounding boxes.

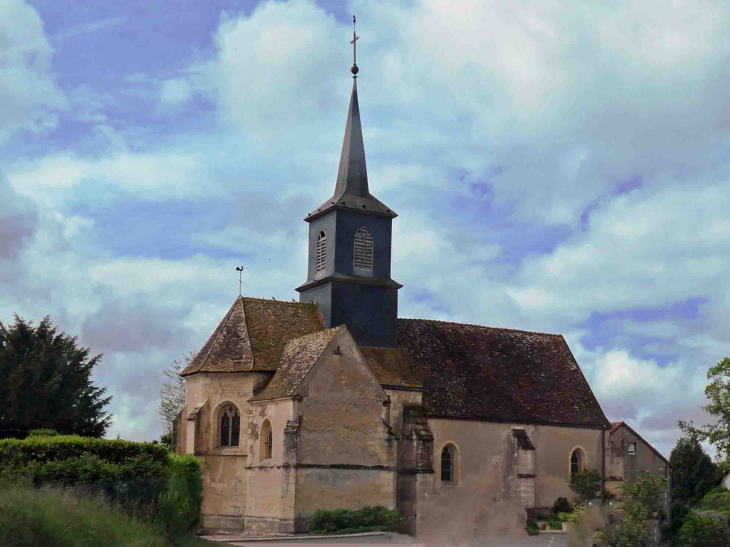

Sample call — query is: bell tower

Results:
[296,18,401,348]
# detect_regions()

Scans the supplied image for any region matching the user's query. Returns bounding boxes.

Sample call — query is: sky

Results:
[2,0,729,458]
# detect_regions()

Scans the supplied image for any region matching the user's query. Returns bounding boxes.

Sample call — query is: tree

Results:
[678,514,726,547]
[0,315,111,438]
[679,356,730,460]
[670,436,718,505]
[570,469,602,501]
[603,471,667,547]
[158,353,192,435]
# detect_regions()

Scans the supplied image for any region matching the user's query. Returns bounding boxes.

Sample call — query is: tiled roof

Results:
[251,327,342,401]
[359,347,422,389]
[180,296,326,376]
[397,319,610,427]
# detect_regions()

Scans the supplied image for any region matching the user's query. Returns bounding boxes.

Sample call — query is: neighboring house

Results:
[171,60,663,536]
[605,421,671,510]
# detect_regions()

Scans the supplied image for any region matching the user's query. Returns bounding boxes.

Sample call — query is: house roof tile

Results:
[180,296,326,375]
[396,318,610,427]
[250,327,342,401]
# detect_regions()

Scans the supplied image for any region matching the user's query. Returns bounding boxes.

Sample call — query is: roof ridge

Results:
[398,317,561,337]
[241,296,318,306]
[193,297,240,373]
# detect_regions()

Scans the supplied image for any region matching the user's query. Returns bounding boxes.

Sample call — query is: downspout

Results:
[601,426,606,495]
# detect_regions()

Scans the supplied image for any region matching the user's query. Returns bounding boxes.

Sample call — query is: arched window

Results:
[353,228,373,271]
[219,405,240,447]
[571,449,583,476]
[316,231,327,272]
[441,444,457,483]
[259,419,273,462]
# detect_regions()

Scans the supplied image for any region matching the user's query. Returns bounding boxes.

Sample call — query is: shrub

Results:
[28,429,60,437]
[525,521,540,536]
[157,454,204,533]
[0,435,202,535]
[570,469,602,501]
[548,518,562,530]
[306,506,404,534]
[0,481,209,547]
[0,434,169,467]
[678,514,726,547]
[552,496,572,516]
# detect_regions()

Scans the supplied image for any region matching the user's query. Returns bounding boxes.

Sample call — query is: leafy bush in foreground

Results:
[0,435,202,534]
[0,482,209,547]
[551,496,572,516]
[306,506,404,534]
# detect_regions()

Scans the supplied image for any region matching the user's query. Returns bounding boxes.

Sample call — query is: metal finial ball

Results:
[351,64,359,75]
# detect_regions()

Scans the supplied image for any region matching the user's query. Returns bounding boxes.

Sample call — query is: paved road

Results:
[215,531,575,547]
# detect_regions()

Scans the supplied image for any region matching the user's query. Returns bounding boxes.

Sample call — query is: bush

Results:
[678,514,726,547]
[548,518,562,530]
[0,435,202,535]
[525,521,540,536]
[552,496,572,516]
[0,481,208,547]
[306,506,404,534]
[157,454,204,533]
[570,469,602,501]
[698,489,730,512]
[28,429,60,437]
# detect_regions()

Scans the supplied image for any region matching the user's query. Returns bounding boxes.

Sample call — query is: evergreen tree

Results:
[0,315,112,438]
[669,436,718,504]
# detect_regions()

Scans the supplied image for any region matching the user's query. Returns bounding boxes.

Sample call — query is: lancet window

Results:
[219,405,240,447]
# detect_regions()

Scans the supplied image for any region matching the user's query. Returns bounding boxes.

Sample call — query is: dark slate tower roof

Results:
[306,80,396,222]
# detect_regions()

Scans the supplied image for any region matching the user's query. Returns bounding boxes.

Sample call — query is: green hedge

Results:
[306,506,403,534]
[0,434,170,467]
[0,435,201,533]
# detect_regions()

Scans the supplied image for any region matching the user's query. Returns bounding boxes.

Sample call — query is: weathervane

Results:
[236,266,243,296]
[350,15,359,77]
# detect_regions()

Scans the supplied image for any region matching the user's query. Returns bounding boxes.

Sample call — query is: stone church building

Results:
[173,62,667,535]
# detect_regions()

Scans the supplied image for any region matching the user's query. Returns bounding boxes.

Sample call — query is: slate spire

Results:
[335,80,369,198]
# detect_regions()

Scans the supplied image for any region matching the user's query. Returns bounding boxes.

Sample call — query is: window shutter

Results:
[354,228,373,270]
[316,232,326,272]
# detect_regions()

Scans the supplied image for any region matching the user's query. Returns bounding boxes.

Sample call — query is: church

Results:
[173,47,668,536]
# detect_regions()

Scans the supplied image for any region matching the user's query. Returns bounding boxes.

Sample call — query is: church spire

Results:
[334,79,368,197]
[305,17,395,221]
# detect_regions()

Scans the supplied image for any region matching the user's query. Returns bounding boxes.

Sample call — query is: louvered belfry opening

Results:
[316,231,327,272]
[353,228,373,270]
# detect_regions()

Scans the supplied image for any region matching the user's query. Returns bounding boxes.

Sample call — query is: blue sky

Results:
[3,0,730,457]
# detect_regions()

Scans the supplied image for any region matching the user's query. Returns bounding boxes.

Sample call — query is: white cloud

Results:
[0,0,66,142]
[159,78,193,106]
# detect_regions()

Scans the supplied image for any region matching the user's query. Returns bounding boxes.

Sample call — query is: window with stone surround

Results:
[316,231,327,272]
[219,405,240,447]
[353,228,373,271]
[260,419,273,462]
[440,444,458,483]
[570,448,584,476]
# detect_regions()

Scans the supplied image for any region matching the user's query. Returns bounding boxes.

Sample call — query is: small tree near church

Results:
[159,352,193,440]
[679,356,730,459]
[0,315,112,438]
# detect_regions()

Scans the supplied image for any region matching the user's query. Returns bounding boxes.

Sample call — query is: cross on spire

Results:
[350,15,359,77]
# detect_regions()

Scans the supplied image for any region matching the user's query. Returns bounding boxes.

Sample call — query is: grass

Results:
[0,481,211,547]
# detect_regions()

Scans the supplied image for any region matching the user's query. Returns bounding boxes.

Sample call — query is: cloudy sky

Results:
[2,0,729,457]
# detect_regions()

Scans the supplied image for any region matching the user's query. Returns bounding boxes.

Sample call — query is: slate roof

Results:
[306,80,396,222]
[396,319,610,427]
[180,296,326,376]
[251,327,342,401]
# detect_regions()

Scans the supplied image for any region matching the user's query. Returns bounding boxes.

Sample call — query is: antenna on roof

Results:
[235,266,243,296]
